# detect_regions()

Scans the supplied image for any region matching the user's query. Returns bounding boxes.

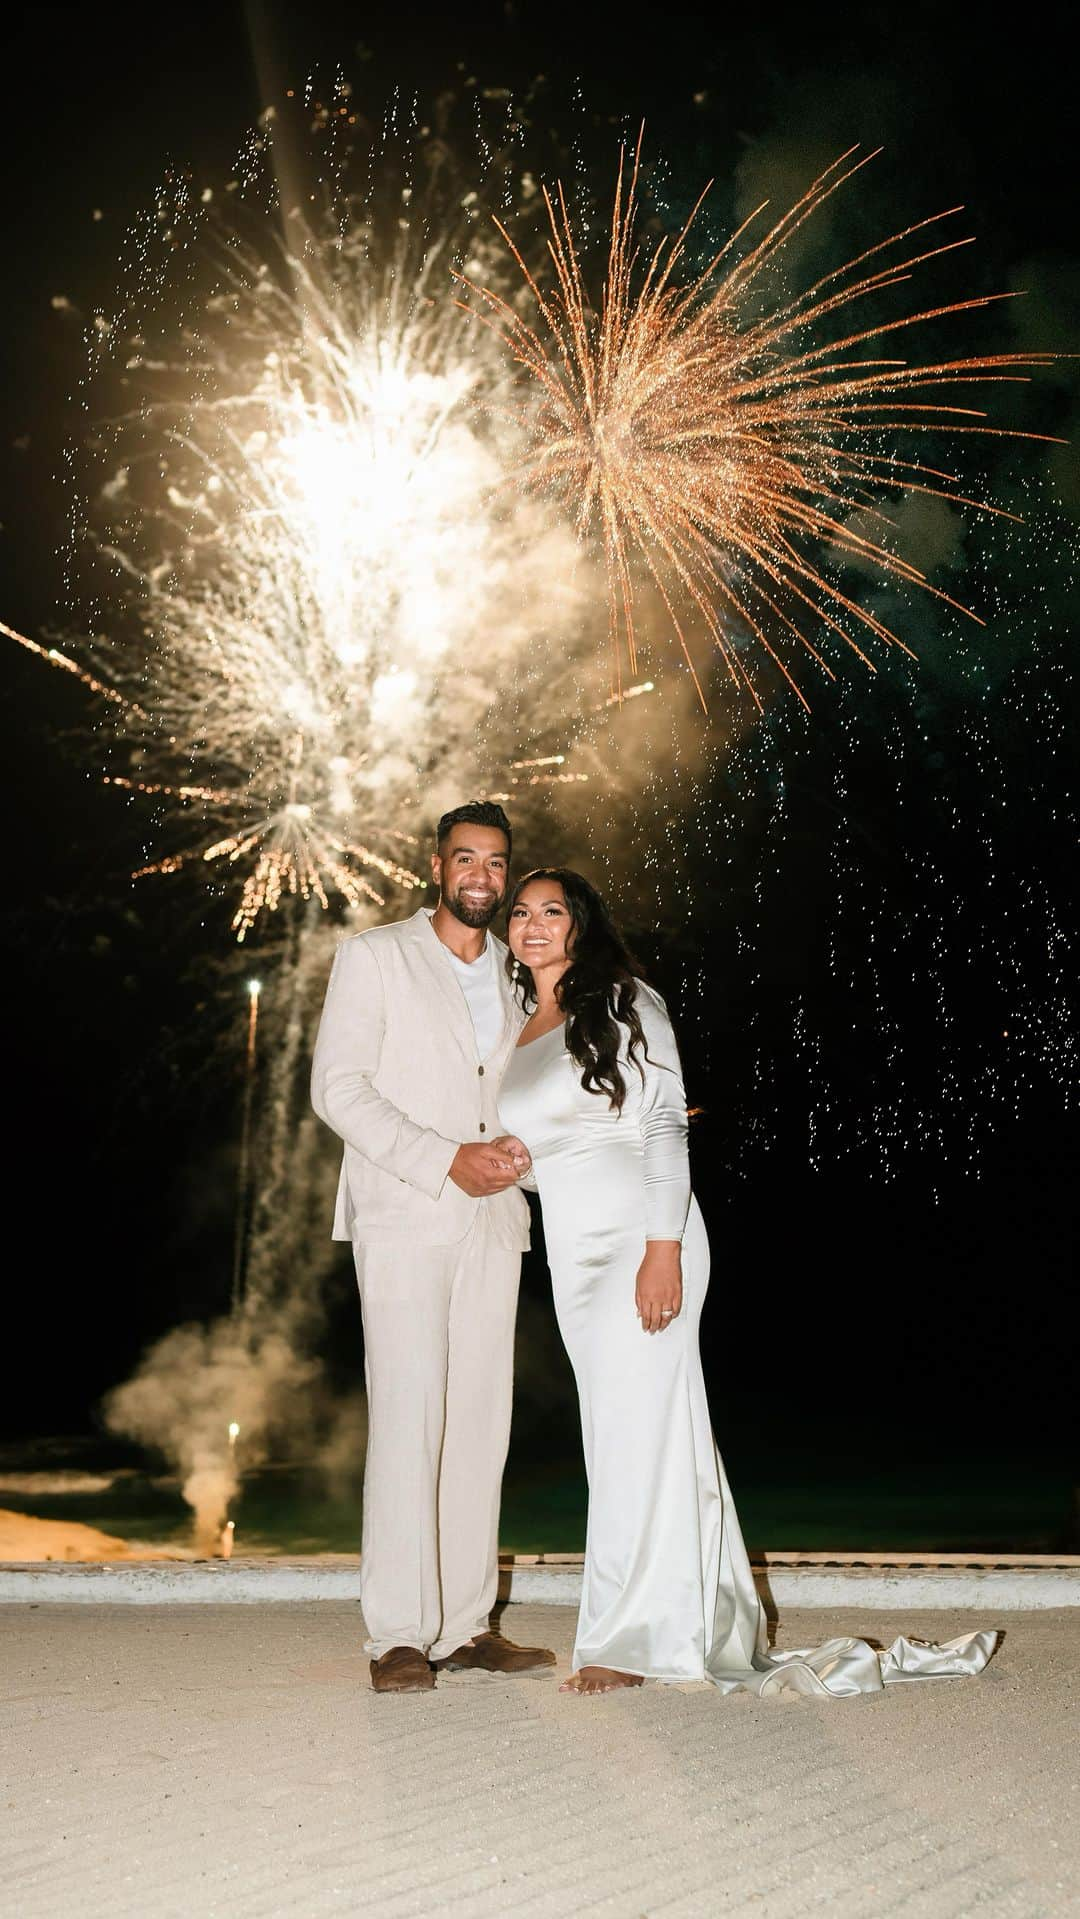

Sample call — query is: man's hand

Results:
[491,1134,532,1177]
[635,1240,683,1334]
[448,1140,522,1197]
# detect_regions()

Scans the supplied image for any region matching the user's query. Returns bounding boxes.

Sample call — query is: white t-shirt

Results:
[445,937,505,1062]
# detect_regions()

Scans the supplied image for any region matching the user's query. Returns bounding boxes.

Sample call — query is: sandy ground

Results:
[0,1511,192,1562]
[2,1602,1077,1919]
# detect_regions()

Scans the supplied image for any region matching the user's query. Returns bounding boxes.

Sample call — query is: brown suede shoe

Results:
[435,1630,557,1674]
[370,1645,435,1693]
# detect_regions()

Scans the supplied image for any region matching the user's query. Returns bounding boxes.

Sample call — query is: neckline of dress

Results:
[515,1017,567,1052]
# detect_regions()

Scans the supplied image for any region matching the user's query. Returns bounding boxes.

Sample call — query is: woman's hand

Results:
[635,1240,682,1334]
[491,1134,532,1176]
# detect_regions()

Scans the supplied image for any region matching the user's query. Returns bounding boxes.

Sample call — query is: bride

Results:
[498,867,998,1698]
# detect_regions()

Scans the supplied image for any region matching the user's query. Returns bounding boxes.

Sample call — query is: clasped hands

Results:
[448,1134,532,1198]
[449,1143,682,1335]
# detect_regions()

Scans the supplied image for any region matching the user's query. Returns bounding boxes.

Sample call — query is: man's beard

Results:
[442,887,503,930]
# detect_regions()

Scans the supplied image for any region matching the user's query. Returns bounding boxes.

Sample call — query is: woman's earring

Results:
[511,958,520,984]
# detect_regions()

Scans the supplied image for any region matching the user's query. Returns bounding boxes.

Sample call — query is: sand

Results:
[0,1511,191,1563]
[2,1601,1077,1918]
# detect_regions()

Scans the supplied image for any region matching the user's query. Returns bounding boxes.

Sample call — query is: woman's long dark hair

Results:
[507,868,649,1111]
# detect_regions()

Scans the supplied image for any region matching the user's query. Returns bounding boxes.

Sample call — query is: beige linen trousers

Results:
[311,908,530,1659]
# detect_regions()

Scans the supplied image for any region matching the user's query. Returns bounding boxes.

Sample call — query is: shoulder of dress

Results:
[628,982,684,1066]
[630,979,669,1019]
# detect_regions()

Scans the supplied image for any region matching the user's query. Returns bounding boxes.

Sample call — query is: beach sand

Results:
[0,1511,191,1563]
[2,1600,1076,1917]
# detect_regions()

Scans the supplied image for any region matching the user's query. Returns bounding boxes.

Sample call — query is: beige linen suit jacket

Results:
[311,907,531,1250]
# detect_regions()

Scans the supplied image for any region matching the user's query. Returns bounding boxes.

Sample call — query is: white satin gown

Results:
[498,985,997,1697]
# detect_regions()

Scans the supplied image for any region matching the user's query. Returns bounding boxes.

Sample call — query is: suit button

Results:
[478,1064,485,1076]
[479,1122,487,1133]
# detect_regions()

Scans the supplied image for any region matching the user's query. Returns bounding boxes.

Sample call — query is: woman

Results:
[499,869,998,1698]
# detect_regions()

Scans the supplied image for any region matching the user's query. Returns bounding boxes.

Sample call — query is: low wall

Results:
[2,1552,1078,1608]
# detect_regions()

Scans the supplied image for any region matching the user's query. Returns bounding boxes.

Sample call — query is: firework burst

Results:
[458,136,1060,709]
[13,146,595,943]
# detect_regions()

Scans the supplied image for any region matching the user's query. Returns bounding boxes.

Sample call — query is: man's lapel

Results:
[408,909,479,1065]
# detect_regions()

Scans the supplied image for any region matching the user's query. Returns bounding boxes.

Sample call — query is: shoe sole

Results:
[434,1658,556,1674]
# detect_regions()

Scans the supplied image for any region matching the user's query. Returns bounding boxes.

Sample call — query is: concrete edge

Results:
[1,1559,1077,1608]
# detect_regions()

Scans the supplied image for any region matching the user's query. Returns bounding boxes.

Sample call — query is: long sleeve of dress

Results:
[310,937,460,1201]
[635,986,693,1242]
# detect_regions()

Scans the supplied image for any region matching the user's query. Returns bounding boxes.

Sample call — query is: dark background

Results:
[1,3,1076,1543]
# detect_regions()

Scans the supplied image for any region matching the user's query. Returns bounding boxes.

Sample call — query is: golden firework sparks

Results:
[458,137,1060,710]
[4,160,596,944]
[0,621,151,721]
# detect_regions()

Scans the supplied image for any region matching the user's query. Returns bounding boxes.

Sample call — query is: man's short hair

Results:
[436,800,512,857]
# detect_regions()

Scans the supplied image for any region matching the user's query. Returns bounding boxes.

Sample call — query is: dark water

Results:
[1,1437,1074,1556]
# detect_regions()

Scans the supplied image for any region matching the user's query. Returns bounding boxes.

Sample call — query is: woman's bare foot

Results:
[559,1666,645,1695]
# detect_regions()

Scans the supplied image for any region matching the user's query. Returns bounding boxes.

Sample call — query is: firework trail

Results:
[104,910,347,1552]
[459,136,1060,710]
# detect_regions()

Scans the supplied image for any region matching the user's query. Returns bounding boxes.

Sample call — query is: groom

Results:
[311,800,555,1692]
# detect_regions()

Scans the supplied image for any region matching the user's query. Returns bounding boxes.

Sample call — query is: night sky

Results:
[1,4,1075,1539]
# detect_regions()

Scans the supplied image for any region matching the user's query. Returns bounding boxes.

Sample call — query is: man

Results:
[311,800,555,1692]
